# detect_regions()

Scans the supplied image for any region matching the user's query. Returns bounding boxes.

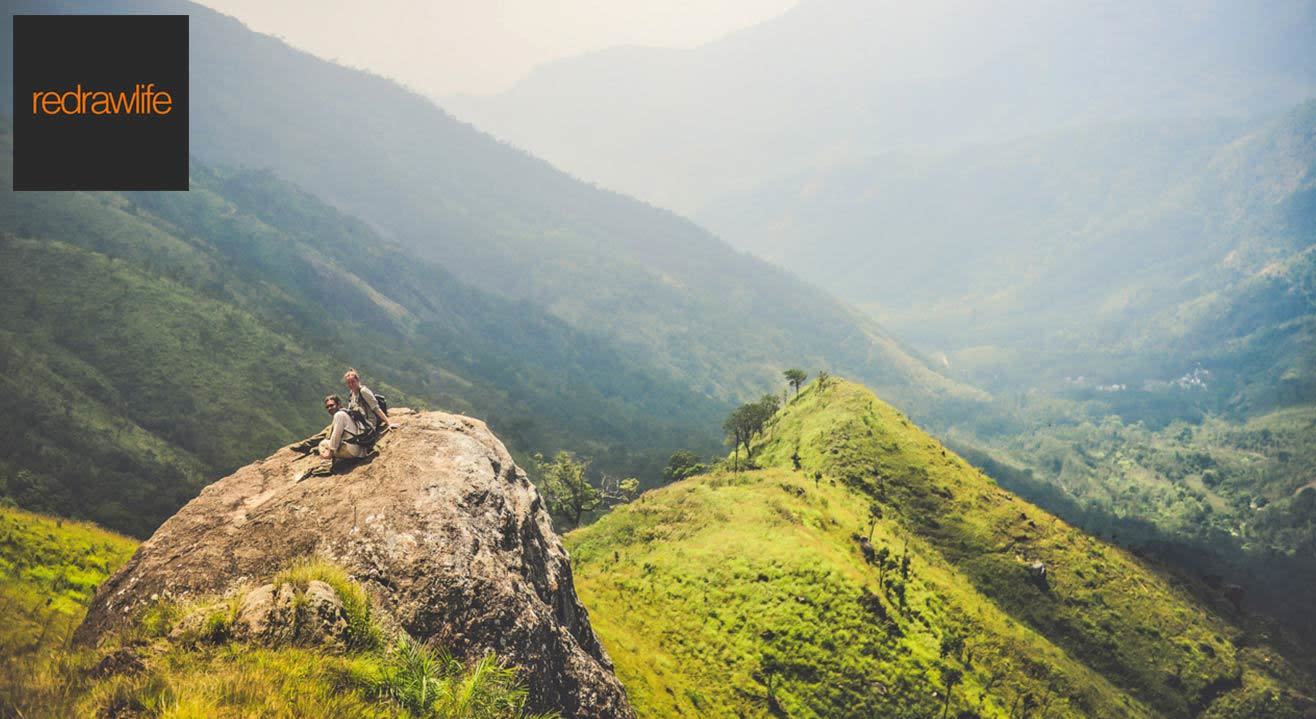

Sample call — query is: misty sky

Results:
[196,0,798,97]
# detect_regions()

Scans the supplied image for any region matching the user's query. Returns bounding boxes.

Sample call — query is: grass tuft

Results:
[275,557,384,652]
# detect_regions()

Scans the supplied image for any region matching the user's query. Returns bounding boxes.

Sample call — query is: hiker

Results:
[318,394,367,460]
[343,368,394,434]
[291,394,367,480]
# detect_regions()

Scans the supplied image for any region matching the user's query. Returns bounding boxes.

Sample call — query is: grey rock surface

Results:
[228,579,349,648]
[76,409,634,719]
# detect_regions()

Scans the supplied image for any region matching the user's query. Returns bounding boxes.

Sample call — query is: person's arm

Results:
[361,387,393,428]
[289,424,331,453]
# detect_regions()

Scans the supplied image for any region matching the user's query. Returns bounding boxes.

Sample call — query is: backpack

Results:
[342,407,370,432]
[341,389,387,451]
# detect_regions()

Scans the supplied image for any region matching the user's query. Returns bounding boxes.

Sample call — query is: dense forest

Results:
[0,127,727,535]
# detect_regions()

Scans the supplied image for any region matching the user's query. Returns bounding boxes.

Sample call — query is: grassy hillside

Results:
[0,122,725,536]
[0,505,136,653]
[0,508,546,718]
[567,379,1312,718]
[697,104,1316,659]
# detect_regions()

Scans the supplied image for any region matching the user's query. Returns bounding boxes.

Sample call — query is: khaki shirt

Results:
[349,385,383,431]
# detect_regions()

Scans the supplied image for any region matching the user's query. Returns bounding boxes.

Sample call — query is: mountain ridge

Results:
[567,377,1314,718]
[447,0,1316,215]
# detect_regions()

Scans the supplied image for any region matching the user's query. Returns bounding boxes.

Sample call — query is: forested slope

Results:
[1,124,724,535]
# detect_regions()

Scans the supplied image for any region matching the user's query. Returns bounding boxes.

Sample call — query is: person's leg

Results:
[289,425,331,454]
[294,440,336,481]
[298,460,335,480]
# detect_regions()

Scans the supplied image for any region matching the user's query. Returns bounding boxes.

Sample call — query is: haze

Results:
[195,0,799,96]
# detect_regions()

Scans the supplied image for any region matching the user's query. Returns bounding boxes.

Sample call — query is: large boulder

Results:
[76,408,634,719]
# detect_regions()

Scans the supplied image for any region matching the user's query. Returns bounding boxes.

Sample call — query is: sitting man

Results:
[291,394,367,480]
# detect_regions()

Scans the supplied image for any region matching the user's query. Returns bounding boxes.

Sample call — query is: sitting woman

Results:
[343,368,394,434]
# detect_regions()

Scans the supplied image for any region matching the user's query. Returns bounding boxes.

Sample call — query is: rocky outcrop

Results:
[229,580,349,648]
[76,408,634,719]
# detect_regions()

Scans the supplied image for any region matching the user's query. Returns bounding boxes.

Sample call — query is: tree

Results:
[940,666,963,719]
[939,630,965,661]
[754,651,787,715]
[723,407,752,470]
[783,368,807,397]
[723,394,783,468]
[875,546,892,588]
[663,450,706,483]
[867,501,884,541]
[816,370,832,393]
[600,474,641,505]
[533,451,599,529]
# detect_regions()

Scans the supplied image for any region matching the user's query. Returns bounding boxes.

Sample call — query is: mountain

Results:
[0,0,980,421]
[566,378,1315,718]
[441,0,1316,418]
[0,122,728,537]
[446,0,1316,215]
[701,105,1316,398]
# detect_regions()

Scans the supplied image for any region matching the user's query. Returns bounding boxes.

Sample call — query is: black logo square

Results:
[12,14,189,191]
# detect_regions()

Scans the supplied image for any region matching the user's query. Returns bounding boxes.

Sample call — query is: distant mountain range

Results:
[1,0,985,536]
[703,105,1316,412]
[448,0,1316,215]
[446,0,1316,406]
[2,0,981,419]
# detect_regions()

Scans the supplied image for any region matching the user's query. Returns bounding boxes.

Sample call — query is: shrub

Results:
[275,557,383,651]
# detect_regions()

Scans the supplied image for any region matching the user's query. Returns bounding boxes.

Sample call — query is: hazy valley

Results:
[2,1,1314,716]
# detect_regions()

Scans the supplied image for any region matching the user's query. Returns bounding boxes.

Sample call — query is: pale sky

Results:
[196,0,800,97]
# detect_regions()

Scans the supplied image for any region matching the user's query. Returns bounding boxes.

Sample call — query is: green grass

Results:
[274,558,386,652]
[0,506,550,718]
[0,504,138,716]
[0,504,136,654]
[567,378,1309,718]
